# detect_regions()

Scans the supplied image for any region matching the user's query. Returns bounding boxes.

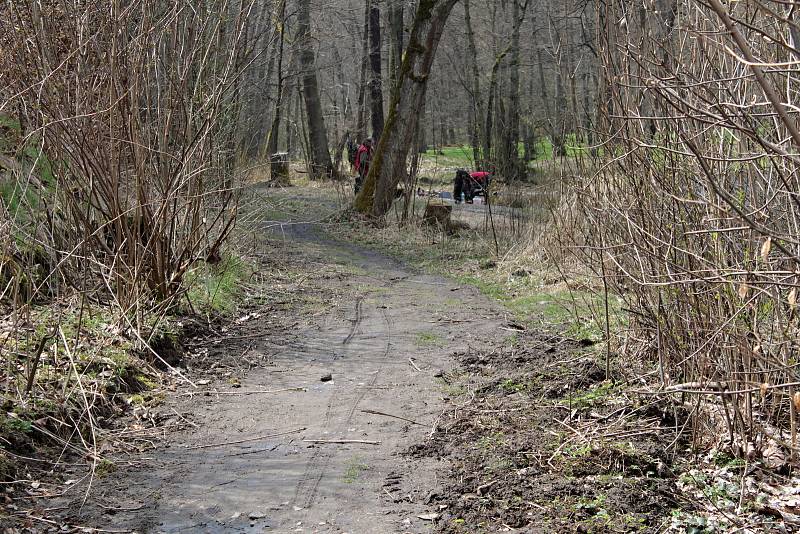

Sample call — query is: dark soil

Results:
[408,331,692,533]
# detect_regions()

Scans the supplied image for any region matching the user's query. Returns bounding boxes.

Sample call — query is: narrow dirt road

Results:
[51,218,507,533]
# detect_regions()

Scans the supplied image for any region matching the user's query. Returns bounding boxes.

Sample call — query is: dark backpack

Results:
[347,139,358,166]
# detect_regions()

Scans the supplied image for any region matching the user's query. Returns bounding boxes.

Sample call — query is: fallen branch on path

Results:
[408,358,422,372]
[180,387,306,397]
[361,409,427,426]
[302,439,381,445]
[185,428,306,450]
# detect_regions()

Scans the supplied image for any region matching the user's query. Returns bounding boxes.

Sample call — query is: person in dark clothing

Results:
[453,169,491,203]
[453,169,470,203]
[346,137,358,170]
[354,138,373,193]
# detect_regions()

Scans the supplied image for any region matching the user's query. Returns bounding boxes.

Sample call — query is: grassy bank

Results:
[0,246,254,489]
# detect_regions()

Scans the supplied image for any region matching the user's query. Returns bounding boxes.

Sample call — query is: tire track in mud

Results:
[291,297,393,511]
[346,307,392,422]
[341,296,364,351]
[42,215,508,534]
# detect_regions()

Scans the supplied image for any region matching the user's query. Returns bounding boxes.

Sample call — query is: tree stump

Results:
[269,152,290,186]
[423,201,452,229]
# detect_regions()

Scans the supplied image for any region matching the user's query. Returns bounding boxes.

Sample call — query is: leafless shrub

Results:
[562,0,800,458]
[0,1,261,312]
[0,0,266,459]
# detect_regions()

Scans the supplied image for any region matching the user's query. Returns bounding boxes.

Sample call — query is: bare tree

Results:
[297,0,334,178]
[368,0,385,141]
[354,0,461,217]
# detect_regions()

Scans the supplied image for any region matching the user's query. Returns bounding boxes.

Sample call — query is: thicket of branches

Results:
[0,1,255,313]
[0,0,266,432]
[566,0,800,457]
[10,0,800,468]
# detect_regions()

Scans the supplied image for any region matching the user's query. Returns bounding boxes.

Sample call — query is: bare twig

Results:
[185,428,306,450]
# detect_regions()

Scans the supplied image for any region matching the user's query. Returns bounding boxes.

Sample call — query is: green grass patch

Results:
[500,378,528,393]
[457,274,587,327]
[185,254,250,314]
[477,431,506,451]
[420,145,474,169]
[438,377,467,398]
[95,458,117,478]
[0,415,33,435]
[343,457,370,483]
[415,331,443,347]
[562,381,618,410]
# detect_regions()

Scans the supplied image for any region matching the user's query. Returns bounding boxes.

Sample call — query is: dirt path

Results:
[48,220,508,533]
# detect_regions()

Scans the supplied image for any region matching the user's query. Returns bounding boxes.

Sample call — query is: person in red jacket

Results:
[354,137,373,193]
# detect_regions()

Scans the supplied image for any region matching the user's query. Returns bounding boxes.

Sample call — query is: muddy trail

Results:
[13,192,717,534]
[35,214,510,532]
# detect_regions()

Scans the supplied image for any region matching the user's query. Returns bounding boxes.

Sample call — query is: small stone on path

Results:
[320,373,333,382]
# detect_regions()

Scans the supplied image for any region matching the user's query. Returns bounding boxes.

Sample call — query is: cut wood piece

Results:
[269,152,290,186]
[423,202,452,228]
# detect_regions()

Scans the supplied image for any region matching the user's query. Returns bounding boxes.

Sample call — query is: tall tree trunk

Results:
[285,77,295,156]
[582,72,595,147]
[485,46,511,165]
[469,108,480,162]
[553,73,567,156]
[553,60,568,157]
[297,0,333,178]
[388,2,404,96]
[498,0,527,181]
[355,0,461,217]
[418,111,428,153]
[356,0,370,140]
[369,0,385,140]
[464,0,486,167]
[266,0,287,157]
[522,123,536,161]
[536,47,560,157]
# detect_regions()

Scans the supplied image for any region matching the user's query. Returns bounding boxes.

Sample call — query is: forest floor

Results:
[3,184,792,533]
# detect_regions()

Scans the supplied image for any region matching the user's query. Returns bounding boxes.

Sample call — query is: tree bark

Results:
[388,2,404,97]
[369,0,385,141]
[464,0,486,167]
[485,46,511,164]
[497,0,527,181]
[266,0,287,157]
[298,0,333,178]
[355,0,461,217]
[356,0,370,140]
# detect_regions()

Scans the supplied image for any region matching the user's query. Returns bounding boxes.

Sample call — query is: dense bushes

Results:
[563,1,800,457]
[0,1,255,465]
